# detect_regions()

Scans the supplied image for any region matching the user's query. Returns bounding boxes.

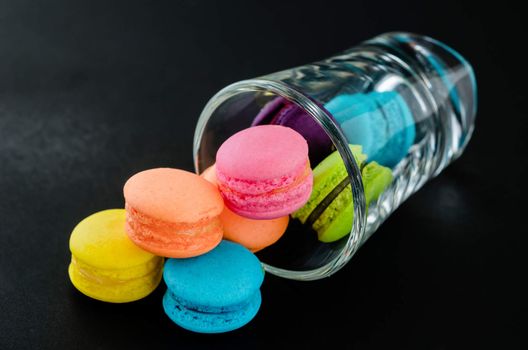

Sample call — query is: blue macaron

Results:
[162,240,264,333]
[325,91,416,168]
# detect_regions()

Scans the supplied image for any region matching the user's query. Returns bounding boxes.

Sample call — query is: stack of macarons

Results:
[68,124,315,333]
[68,92,403,334]
[252,93,404,243]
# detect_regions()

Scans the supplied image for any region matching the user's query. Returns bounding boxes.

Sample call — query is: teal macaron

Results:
[325,91,416,168]
[162,240,264,333]
[292,145,393,242]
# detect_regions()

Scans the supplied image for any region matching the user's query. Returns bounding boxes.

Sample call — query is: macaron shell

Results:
[200,165,217,185]
[362,161,394,204]
[163,289,261,333]
[163,241,264,309]
[314,186,354,242]
[69,209,157,270]
[124,168,223,224]
[216,125,309,182]
[370,92,416,167]
[221,207,289,252]
[252,96,285,125]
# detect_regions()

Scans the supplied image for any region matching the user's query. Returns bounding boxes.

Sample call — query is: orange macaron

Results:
[202,165,288,252]
[124,168,224,258]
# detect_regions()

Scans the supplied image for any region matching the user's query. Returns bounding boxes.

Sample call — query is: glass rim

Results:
[193,78,367,280]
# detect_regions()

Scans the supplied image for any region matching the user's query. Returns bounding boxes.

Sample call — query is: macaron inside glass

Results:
[124,168,224,258]
[163,240,264,333]
[215,125,313,220]
[252,97,334,166]
[202,165,289,252]
[292,145,393,242]
[252,93,416,168]
[68,209,163,303]
[325,91,416,168]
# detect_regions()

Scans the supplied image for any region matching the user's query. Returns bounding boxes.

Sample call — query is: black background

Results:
[1,1,527,349]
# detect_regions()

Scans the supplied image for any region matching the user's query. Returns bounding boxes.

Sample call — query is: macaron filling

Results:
[125,204,222,254]
[165,290,260,314]
[216,160,311,195]
[217,161,313,217]
[163,290,262,333]
[69,256,163,303]
[70,255,163,284]
[304,176,351,229]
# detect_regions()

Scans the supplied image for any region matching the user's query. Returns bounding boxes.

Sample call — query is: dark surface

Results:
[1,1,527,349]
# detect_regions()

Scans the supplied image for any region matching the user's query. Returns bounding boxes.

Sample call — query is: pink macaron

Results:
[216,125,313,219]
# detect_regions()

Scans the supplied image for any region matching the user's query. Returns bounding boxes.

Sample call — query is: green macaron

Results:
[292,145,393,243]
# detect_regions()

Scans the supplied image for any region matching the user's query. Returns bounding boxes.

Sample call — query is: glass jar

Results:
[193,32,477,280]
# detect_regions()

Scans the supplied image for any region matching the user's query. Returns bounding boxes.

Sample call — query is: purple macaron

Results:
[252,97,334,166]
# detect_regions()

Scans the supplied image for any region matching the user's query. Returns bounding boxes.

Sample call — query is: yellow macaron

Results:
[68,209,163,303]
